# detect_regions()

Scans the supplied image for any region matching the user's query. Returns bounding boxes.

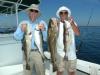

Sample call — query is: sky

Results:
[0,0,100,28]
[39,0,100,26]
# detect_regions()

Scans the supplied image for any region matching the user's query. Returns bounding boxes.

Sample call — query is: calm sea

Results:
[76,26,100,64]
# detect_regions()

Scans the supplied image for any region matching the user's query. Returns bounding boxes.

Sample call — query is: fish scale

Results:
[22,25,32,70]
[63,21,69,61]
[48,18,58,72]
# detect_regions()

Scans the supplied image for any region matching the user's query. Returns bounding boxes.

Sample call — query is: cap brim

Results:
[26,8,40,12]
[25,8,41,17]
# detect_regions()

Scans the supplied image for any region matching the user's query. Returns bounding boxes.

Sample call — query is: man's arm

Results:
[70,18,80,36]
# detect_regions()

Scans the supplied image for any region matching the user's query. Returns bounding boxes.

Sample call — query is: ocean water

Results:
[76,26,100,64]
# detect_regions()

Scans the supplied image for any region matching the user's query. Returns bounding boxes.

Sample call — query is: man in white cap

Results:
[53,6,80,75]
[14,4,47,75]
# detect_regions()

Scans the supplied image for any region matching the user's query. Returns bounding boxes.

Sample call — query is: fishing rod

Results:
[76,8,94,51]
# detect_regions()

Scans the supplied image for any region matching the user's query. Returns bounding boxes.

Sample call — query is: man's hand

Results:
[38,23,45,31]
[68,16,80,36]
[21,23,27,32]
[68,16,73,23]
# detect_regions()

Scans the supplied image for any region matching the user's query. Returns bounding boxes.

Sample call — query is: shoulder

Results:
[34,17,46,24]
[40,20,47,25]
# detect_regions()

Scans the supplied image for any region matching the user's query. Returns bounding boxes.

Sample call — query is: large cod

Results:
[48,18,58,72]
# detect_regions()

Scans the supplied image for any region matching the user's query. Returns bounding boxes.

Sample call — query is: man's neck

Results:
[29,17,37,23]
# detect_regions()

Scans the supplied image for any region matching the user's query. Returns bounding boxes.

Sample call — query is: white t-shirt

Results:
[56,21,77,60]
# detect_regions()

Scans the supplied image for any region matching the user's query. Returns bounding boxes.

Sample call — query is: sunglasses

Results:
[30,9,39,13]
[60,11,68,15]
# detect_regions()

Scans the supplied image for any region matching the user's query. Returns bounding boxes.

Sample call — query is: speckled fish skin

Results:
[48,18,58,72]
[22,25,32,70]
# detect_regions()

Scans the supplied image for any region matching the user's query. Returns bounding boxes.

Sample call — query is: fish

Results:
[63,21,72,61]
[63,21,68,61]
[22,24,32,70]
[48,18,58,72]
[34,25,45,60]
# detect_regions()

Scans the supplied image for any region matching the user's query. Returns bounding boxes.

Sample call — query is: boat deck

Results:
[0,64,88,75]
[0,34,100,75]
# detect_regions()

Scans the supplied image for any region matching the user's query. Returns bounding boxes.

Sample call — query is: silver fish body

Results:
[34,29,45,59]
[22,25,32,70]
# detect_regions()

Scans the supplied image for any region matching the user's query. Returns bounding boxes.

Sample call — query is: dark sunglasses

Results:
[60,11,68,15]
[30,9,39,13]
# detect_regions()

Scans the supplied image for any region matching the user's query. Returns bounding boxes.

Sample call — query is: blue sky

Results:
[0,0,100,28]
[39,0,100,26]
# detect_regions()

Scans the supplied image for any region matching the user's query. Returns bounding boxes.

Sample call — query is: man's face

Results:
[59,10,68,21]
[28,9,39,22]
